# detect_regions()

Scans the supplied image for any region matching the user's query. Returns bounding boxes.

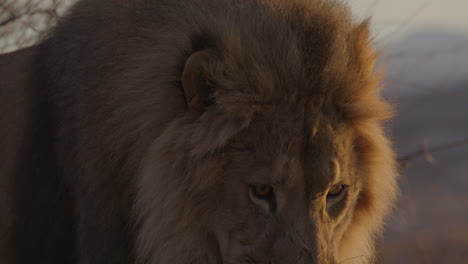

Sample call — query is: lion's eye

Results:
[326,183,347,200]
[251,184,273,199]
[249,184,276,213]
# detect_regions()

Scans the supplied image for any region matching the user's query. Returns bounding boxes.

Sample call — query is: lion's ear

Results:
[181,50,220,113]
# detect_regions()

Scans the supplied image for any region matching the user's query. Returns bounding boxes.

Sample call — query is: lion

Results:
[0,0,397,263]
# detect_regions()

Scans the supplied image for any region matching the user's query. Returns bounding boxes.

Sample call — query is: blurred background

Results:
[352,1,468,263]
[1,0,467,263]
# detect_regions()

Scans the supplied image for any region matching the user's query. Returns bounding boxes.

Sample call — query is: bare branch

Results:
[0,12,18,27]
[398,138,468,168]
[0,0,74,53]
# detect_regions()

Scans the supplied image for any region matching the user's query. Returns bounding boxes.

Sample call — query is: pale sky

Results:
[347,0,468,96]
[348,0,468,45]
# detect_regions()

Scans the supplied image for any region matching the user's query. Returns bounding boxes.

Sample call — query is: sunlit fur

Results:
[130,1,397,263]
[1,0,397,263]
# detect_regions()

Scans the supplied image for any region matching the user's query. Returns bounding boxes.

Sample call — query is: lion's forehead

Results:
[235,113,355,181]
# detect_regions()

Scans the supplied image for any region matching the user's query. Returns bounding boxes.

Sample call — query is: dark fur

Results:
[0,0,396,263]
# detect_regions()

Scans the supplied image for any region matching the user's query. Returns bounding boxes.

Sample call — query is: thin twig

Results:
[0,14,18,27]
[377,0,433,45]
[398,138,468,168]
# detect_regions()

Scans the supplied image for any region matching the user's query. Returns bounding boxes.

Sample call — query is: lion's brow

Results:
[272,154,303,185]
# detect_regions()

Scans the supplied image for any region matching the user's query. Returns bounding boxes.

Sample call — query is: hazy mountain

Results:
[378,29,468,264]
[380,28,468,97]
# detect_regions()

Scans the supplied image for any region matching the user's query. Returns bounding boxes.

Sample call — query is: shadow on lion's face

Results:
[134,5,396,264]
[209,109,360,264]
[136,46,395,264]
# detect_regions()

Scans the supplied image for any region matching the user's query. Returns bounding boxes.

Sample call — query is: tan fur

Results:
[0,0,397,263]
[132,1,397,263]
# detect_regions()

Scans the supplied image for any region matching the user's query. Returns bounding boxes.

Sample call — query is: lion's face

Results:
[135,2,397,263]
[207,108,362,264]
[137,93,395,264]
